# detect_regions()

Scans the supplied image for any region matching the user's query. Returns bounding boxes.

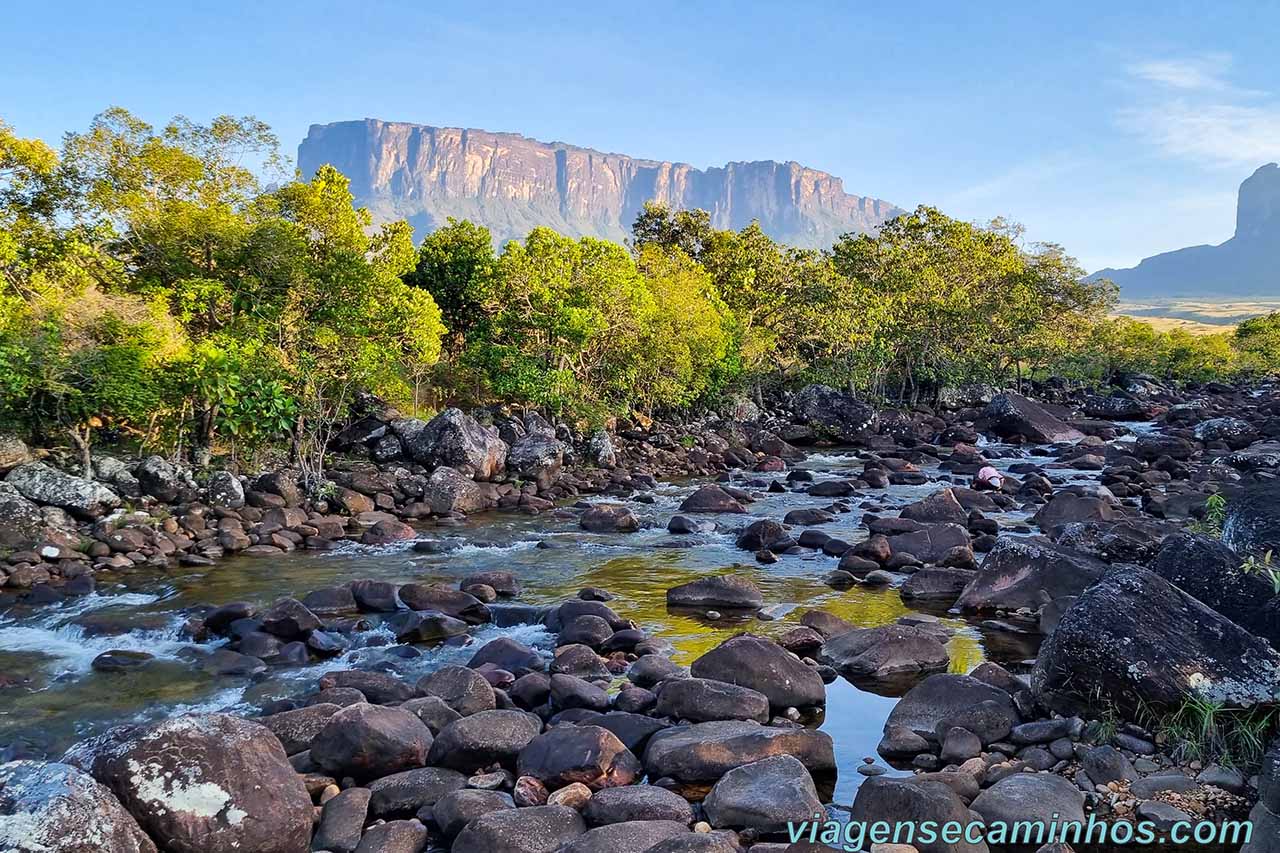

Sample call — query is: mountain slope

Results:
[1093,163,1280,299]
[297,119,903,247]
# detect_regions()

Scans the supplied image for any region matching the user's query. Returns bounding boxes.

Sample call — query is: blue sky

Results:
[4,0,1278,272]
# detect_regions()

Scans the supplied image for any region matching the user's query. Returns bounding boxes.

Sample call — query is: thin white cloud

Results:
[1127,54,1237,93]
[1120,54,1280,169]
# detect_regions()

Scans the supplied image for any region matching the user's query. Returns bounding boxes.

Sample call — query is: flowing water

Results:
[0,442,1114,806]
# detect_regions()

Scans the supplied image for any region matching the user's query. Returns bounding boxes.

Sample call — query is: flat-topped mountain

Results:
[1093,163,1280,299]
[298,119,903,247]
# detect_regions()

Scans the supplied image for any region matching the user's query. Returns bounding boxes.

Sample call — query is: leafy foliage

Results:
[2,109,1278,468]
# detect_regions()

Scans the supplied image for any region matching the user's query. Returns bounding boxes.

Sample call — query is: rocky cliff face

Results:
[298,119,903,248]
[1093,163,1280,299]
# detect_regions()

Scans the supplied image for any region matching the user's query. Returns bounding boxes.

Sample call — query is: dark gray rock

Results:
[312,786,369,853]
[654,677,770,723]
[703,754,823,833]
[431,788,515,836]
[641,720,835,786]
[689,635,825,709]
[451,804,585,853]
[850,777,988,853]
[1032,566,1280,715]
[310,703,434,782]
[820,625,949,680]
[581,785,694,827]
[426,709,543,773]
[956,536,1110,616]
[558,821,690,853]
[970,773,1085,825]
[884,674,1019,744]
[666,576,763,610]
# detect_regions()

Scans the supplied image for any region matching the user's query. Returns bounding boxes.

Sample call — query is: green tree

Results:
[1235,313,1280,375]
[403,217,494,349]
[271,165,445,483]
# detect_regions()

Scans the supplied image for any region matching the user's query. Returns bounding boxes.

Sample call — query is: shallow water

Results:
[0,444,1100,806]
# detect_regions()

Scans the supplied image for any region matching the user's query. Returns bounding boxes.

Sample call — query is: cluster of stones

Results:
[3,581,849,853]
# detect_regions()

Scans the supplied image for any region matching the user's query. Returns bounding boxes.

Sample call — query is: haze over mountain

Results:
[298,119,903,248]
[1093,163,1280,300]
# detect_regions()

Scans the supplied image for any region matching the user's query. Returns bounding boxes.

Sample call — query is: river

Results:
[0,441,1115,806]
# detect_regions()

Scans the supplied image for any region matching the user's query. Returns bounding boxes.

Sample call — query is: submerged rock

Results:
[666,575,763,610]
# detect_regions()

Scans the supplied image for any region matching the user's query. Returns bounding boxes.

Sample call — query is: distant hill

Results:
[297,119,904,248]
[1092,163,1280,299]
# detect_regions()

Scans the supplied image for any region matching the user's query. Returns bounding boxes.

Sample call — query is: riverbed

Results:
[0,442,1112,805]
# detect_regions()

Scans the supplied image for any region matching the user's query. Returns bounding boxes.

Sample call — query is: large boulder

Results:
[425,466,487,515]
[134,455,195,503]
[310,703,434,781]
[821,625,949,681]
[689,635,825,709]
[585,429,617,468]
[0,760,157,853]
[451,804,585,853]
[0,483,48,547]
[1152,533,1280,649]
[679,485,746,514]
[955,536,1110,615]
[508,434,565,491]
[431,789,516,837]
[1031,491,1117,533]
[366,766,466,819]
[408,408,507,479]
[1196,417,1258,449]
[1135,432,1197,462]
[579,503,640,533]
[791,384,878,442]
[642,720,836,785]
[1223,480,1280,558]
[702,755,823,834]
[1032,566,1280,715]
[255,703,341,754]
[1052,518,1174,564]
[1082,393,1150,421]
[983,393,1083,444]
[886,523,971,565]
[900,489,967,526]
[516,725,641,790]
[205,470,245,508]
[582,785,694,826]
[850,777,988,853]
[6,462,120,519]
[882,674,1019,744]
[79,714,311,853]
[416,665,497,716]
